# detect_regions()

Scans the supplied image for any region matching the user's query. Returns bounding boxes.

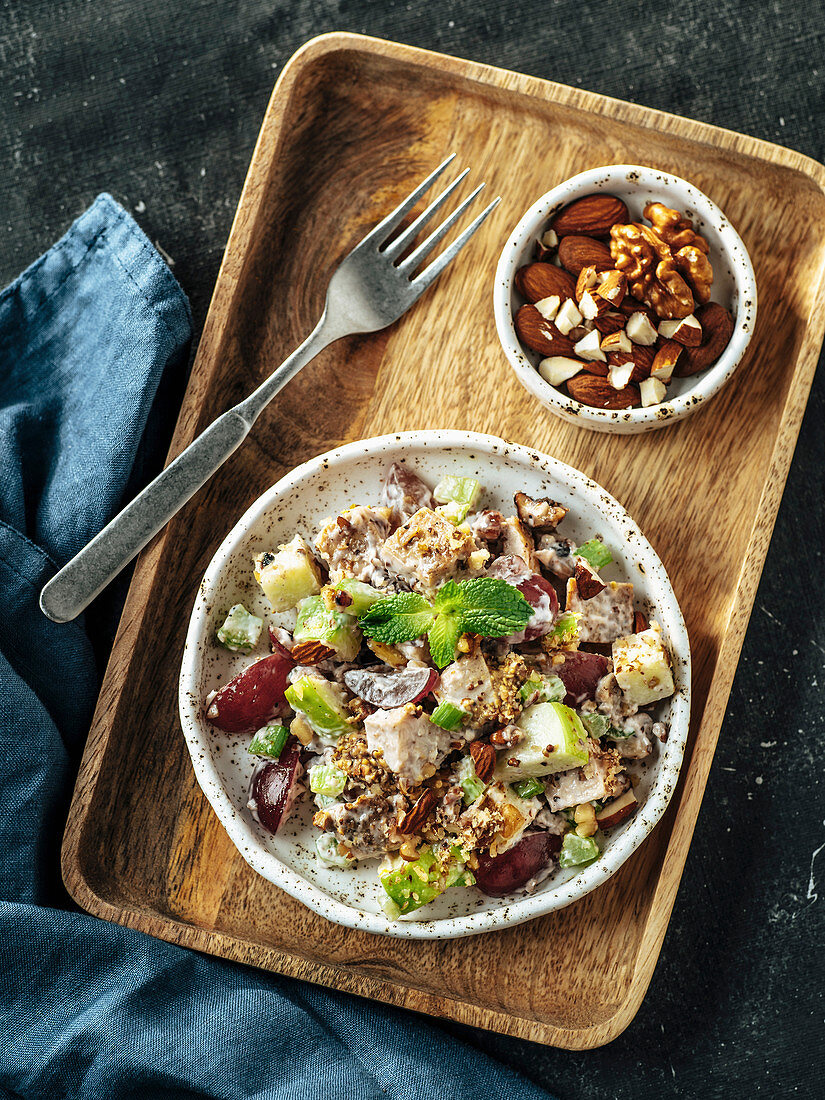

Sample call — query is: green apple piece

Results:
[432,475,481,523]
[216,603,263,652]
[333,578,383,616]
[284,676,350,741]
[254,534,323,612]
[293,595,361,661]
[494,701,589,779]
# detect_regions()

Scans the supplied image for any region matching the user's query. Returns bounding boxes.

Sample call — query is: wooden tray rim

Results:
[60,32,825,1050]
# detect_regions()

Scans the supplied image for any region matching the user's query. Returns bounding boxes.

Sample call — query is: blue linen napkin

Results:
[0,195,555,1100]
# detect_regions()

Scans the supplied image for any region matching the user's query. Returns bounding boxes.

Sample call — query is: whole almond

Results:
[581,359,609,377]
[634,610,649,633]
[567,373,640,409]
[469,740,496,783]
[515,304,575,357]
[558,236,614,277]
[593,312,626,336]
[607,345,654,382]
[676,302,734,376]
[551,194,629,238]
[290,641,335,664]
[399,788,438,835]
[515,262,576,304]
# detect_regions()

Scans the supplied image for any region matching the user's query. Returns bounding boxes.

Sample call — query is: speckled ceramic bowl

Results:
[179,431,691,938]
[494,165,757,434]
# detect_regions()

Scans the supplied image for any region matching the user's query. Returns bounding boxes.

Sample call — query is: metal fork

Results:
[39,155,500,623]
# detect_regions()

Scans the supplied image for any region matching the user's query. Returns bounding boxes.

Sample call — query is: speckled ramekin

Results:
[493,165,757,434]
[179,430,691,938]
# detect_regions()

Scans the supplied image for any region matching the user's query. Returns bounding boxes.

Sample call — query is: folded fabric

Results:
[0,195,555,1100]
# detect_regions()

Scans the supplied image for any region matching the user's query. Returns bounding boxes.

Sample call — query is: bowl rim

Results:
[179,429,691,939]
[493,163,758,430]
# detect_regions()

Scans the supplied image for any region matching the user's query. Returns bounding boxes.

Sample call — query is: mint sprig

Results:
[356,591,434,645]
[358,577,533,668]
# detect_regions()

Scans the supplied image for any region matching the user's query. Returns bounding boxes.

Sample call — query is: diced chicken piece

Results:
[594,672,638,721]
[363,703,452,787]
[565,578,634,643]
[315,505,392,586]
[608,711,654,759]
[543,740,627,811]
[435,651,497,725]
[499,516,540,573]
[535,534,576,578]
[379,507,487,594]
[514,492,568,531]
[318,792,406,859]
[455,781,539,855]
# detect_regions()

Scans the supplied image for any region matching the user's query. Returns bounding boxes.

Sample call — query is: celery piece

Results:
[293,596,361,661]
[548,611,580,645]
[216,604,263,653]
[309,764,347,798]
[519,672,566,704]
[284,676,350,740]
[315,833,353,869]
[559,832,600,869]
[333,578,383,617]
[433,476,482,524]
[429,701,467,731]
[511,777,545,800]
[574,538,613,570]
[379,845,473,916]
[247,724,289,759]
[579,712,634,740]
[380,848,441,915]
[456,756,486,804]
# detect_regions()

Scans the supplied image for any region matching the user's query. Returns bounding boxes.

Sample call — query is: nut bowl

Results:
[493,164,757,434]
[179,430,691,939]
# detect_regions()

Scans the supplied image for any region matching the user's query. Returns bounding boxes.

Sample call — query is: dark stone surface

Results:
[1,1,822,1096]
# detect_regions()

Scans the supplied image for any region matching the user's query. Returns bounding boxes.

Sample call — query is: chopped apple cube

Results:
[612,622,675,707]
[254,534,323,612]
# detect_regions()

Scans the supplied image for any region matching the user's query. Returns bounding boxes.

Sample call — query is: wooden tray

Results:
[62,32,825,1049]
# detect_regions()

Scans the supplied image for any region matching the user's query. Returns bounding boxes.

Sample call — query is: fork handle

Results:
[39,313,343,623]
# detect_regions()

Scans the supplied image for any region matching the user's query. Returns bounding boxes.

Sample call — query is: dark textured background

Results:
[1,1,822,1097]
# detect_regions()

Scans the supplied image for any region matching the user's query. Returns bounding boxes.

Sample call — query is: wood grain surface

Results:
[60,33,825,1049]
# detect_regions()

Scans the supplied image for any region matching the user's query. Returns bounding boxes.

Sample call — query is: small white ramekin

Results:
[493,164,757,434]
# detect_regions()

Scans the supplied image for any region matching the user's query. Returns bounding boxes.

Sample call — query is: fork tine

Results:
[361,153,457,249]
[410,197,501,288]
[398,184,486,274]
[381,168,470,259]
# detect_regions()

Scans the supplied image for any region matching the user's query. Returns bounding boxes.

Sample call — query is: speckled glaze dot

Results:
[493,164,758,435]
[178,431,691,940]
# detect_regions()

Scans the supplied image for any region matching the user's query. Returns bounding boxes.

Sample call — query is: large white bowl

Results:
[179,431,691,938]
[493,164,757,434]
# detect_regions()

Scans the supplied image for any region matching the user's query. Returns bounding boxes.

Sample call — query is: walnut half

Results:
[643,202,713,305]
[609,223,694,319]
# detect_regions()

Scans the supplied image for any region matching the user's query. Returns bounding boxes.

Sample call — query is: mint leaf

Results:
[451,577,532,637]
[575,538,612,570]
[359,592,434,644]
[428,608,463,668]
